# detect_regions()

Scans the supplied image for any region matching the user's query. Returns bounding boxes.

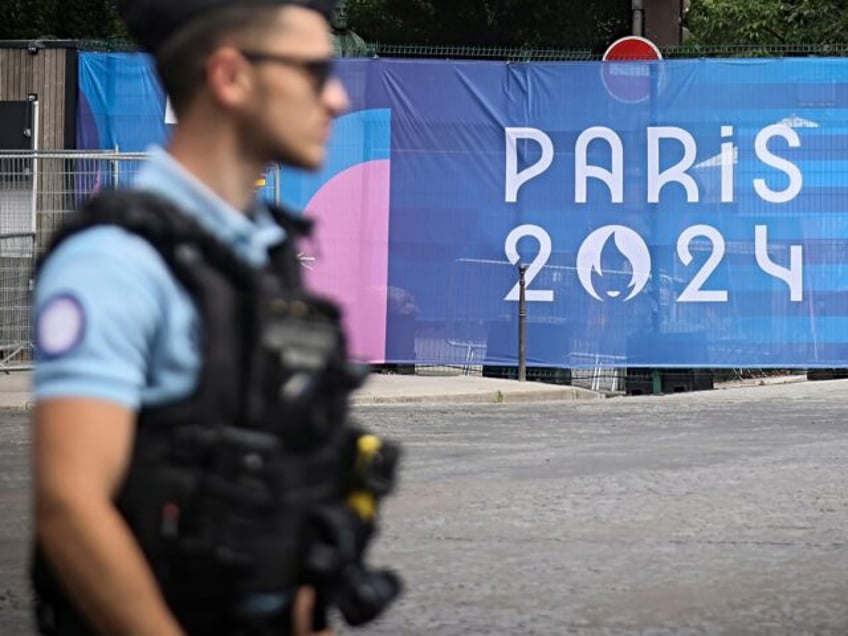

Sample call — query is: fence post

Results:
[27,94,40,235]
[112,145,120,190]
[632,0,645,36]
[651,369,662,395]
[518,264,527,382]
[274,163,281,205]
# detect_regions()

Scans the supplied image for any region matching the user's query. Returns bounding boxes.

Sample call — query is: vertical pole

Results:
[632,0,645,37]
[28,95,39,236]
[649,62,661,396]
[274,164,281,205]
[112,145,120,190]
[518,264,527,382]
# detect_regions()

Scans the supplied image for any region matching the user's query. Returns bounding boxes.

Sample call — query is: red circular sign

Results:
[601,36,662,103]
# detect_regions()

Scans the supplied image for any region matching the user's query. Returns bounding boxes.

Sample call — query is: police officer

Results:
[30,1,366,635]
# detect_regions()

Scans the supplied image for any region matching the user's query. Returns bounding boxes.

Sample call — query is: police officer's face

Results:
[230,6,349,169]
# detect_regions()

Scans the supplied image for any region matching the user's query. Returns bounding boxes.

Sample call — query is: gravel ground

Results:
[3,378,847,635]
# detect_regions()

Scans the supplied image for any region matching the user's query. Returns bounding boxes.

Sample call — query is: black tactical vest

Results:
[31,191,395,636]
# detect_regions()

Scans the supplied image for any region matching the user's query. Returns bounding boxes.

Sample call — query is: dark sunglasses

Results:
[239,50,335,92]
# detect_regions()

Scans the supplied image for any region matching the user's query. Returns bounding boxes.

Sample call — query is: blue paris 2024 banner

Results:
[78,54,848,367]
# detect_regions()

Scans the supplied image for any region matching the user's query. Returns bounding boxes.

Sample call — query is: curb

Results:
[0,397,34,411]
[351,386,602,406]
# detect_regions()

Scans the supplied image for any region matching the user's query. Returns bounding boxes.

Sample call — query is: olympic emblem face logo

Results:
[576,225,651,302]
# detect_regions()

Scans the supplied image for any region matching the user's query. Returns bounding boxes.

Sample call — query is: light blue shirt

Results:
[33,147,286,409]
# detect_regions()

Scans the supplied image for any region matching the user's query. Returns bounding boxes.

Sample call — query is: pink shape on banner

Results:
[302,160,391,362]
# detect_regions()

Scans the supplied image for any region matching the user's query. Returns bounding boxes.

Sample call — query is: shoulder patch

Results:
[36,295,86,358]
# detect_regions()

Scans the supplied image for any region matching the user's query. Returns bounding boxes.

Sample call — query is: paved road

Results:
[3,379,848,635]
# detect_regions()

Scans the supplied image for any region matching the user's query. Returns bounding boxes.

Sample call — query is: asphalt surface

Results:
[2,378,848,635]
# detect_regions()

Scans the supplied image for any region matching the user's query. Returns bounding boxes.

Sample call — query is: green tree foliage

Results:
[0,0,125,40]
[0,0,55,38]
[345,0,632,51]
[685,0,848,46]
[1,0,632,50]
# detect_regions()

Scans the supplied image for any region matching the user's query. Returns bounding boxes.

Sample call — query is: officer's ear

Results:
[205,46,254,110]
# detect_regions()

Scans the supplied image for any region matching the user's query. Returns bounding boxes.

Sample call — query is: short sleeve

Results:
[33,227,169,409]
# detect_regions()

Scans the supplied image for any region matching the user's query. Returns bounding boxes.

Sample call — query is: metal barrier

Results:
[0,149,799,387]
[0,232,35,371]
[78,39,848,60]
[0,150,147,371]
[364,42,848,62]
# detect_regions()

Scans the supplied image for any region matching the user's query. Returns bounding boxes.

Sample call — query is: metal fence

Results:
[0,149,816,388]
[362,42,848,61]
[0,232,35,371]
[77,39,848,60]
[425,257,640,391]
[0,150,147,370]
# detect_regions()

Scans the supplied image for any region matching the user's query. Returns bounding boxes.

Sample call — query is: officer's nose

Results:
[322,77,350,117]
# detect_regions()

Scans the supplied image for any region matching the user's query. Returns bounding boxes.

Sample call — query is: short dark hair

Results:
[154,5,281,115]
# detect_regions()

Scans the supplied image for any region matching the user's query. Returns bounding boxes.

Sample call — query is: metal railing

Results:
[73,38,848,60]
[0,150,147,250]
[0,232,35,371]
[364,42,848,61]
[0,150,147,370]
[0,147,821,389]
[74,39,848,60]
